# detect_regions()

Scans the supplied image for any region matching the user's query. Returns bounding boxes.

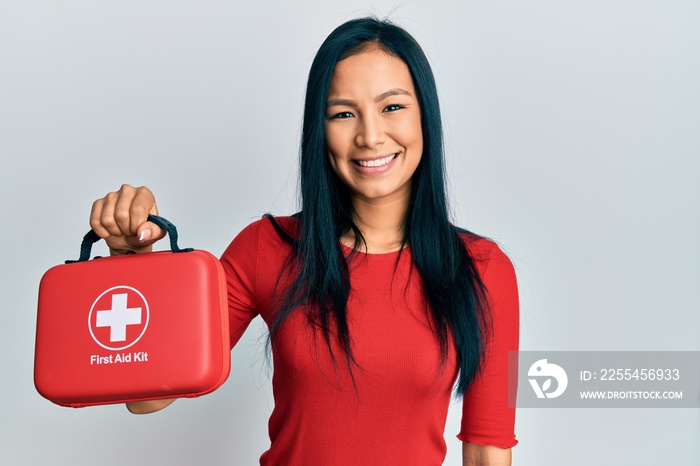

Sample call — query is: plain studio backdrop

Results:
[1,1,698,465]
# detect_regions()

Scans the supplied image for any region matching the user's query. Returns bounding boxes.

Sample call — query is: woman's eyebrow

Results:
[326,88,413,108]
[326,98,355,108]
[374,88,412,102]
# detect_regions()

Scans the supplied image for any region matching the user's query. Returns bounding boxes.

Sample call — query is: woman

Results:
[89,17,519,466]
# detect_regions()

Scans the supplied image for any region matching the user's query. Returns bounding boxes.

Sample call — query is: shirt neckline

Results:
[340,242,410,261]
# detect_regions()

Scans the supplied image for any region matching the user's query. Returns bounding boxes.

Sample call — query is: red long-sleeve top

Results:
[220,216,519,465]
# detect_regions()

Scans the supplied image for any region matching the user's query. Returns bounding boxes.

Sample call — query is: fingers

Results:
[130,188,164,242]
[90,184,164,251]
[90,197,111,238]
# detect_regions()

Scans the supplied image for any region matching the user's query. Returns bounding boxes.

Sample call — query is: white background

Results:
[1,1,698,465]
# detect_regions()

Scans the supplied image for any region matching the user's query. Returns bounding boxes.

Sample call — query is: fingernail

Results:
[139,229,152,242]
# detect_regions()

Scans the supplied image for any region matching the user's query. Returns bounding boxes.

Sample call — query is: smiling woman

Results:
[325,46,424,243]
[88,16,519,466]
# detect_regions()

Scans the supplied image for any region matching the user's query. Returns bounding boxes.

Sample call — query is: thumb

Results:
[135,220,166,246]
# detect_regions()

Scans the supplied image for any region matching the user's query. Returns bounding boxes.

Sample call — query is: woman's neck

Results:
[345,194,409,254]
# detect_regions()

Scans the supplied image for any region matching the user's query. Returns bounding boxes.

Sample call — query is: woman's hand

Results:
[90,184,166,255]
[92,185,177,415]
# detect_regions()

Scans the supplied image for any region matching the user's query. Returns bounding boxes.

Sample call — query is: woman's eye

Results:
[329,111,354,120]
[383,104,404,112]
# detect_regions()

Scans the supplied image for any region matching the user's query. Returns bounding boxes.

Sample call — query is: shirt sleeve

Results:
[457,241,520,448]
[219,220,262,350]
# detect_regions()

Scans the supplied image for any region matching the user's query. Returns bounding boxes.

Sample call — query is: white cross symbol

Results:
[95,293,142,342]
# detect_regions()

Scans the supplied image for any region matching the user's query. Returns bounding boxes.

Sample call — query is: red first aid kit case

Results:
[34,215,230,407]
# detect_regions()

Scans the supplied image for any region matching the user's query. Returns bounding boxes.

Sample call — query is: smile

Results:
[354,153,398,168]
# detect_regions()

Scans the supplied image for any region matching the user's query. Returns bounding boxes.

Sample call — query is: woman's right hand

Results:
[92,184,177,414]
[90,184,166,255]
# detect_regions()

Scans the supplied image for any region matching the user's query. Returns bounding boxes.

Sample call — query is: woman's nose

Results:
[354,113,385,149]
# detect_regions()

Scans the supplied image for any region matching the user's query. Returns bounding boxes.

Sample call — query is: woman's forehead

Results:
[329,48,414,98]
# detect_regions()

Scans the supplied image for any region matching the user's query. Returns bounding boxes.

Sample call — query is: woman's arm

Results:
[463,443,512,466]
[126,398,177,414]
[458,241,520,454]
[91,184,175,414]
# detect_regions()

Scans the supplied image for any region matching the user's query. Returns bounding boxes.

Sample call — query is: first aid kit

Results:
[34,215,230,407]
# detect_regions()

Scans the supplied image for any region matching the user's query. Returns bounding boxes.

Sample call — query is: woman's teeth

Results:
[356,154,397,167]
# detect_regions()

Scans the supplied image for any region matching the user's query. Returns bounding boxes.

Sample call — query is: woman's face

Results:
[325,46,423,206]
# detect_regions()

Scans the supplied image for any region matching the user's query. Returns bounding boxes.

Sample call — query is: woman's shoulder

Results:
[457,231,518,303]
[263,214,301,240]
[236,214,300,241]
[457,230,514,270]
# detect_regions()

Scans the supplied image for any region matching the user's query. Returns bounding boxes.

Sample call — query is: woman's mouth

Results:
[353,153,398,167]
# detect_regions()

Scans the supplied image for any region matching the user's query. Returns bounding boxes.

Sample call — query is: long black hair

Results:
[268,17,489,396]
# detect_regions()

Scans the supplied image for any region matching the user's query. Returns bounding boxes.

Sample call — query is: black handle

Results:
[65,214,193,264]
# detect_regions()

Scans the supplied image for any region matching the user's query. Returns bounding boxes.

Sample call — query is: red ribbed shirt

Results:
[220,217,519,465]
